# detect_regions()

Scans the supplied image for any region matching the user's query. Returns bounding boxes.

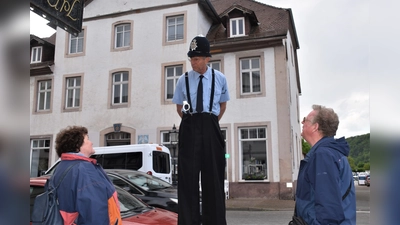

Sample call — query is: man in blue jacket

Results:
[295,105,356,225]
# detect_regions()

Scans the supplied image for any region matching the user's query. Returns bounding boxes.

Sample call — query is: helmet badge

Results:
[190,39,198,51]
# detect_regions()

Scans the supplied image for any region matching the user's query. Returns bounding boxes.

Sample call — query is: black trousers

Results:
[178,113,227,225]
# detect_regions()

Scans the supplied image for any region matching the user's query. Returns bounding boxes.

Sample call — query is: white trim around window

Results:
[111,21,133,51]
[234,122,272,182]
[31,46,42,63]
[163,11,187,46]
[33,77,54,114]
[65,26,86,57]
[230,17,245,37]
[108,68,132,109]
[62,73,84,112]
[235,52,265,99]
[161,61,186,104]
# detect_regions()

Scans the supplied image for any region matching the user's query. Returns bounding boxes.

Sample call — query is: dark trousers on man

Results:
[178,113,226,225]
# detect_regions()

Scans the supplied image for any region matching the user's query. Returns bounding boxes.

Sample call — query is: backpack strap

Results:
[342,178,352,200]
[52,162,80,190]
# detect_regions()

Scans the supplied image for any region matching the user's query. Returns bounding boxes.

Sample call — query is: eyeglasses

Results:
[302,117,312,123]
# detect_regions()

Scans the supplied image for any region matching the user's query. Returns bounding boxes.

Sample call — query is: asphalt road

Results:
[226,184,370,225]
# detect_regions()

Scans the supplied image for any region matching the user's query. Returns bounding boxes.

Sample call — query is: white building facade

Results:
[30,0,302,199]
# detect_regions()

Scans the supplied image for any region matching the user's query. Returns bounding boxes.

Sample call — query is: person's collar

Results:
[194,67,210,78]
[61,152,97,164]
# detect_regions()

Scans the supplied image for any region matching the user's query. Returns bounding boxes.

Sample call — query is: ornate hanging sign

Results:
[30,0,84,36]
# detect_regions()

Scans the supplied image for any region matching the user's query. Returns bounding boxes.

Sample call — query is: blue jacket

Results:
[295,137,356,225]
[52,153,122,225]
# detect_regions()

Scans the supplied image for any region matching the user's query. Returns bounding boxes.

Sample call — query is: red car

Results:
[365,175,370,187]
[30,176,177,225]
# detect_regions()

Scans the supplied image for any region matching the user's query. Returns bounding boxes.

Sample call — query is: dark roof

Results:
[207,0,299,49]
[30,34,55,46]
[199,0,222,25]
[207,0,301,94]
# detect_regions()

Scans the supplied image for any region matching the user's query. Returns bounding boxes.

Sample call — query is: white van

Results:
[357,174,366,186]
[45,144,172,184]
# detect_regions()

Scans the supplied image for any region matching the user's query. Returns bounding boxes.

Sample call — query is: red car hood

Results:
[122,208,177,225]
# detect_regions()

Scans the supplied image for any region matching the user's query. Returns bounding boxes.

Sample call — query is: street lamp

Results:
[169,124,179,186]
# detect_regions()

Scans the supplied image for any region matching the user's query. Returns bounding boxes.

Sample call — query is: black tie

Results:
[196,75,204,113]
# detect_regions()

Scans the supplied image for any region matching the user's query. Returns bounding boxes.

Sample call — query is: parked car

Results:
[104,169,179,213]
[357,174,366,186]
[365,174,370,187]
[30,176,177,225]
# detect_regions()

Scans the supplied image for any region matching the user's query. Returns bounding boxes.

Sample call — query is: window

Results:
[240,57,260,94]
[240,127,268,180]
[31,46,42,63]
[92,152,141,170]
[230,17,245,37]
[153,151,171,173]
[112,71,129,105]
[37,80,52,111]
[69,31,84,54]
[106,132,131,146]
[30,139,50,177]
[114,23,131,49]
[65,76,81,109]
[65,27,86,57]
[207,61,221,71]
[166,15,184,42]
[165,65,182,100]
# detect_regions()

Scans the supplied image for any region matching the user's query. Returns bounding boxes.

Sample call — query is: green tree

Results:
[363,162,370,170]
[347,133,370,169]
[347,156,357,171]
[302,139,311,156]
[357,162,365,172]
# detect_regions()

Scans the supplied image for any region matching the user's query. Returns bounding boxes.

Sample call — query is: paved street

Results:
[226,184,370,225]
[226,210,370,225]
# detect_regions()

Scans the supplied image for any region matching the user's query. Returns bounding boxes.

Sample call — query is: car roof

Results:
[30,176,50,186]
[104,169,146,174]
[104,169,154,177]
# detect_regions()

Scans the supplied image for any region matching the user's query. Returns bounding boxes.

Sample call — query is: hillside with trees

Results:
[301,133,370,172]
[346,133,370,171]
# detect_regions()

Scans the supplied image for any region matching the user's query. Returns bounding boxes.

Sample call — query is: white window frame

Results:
[31,46,42,63]
[166,15,184,42]
[115,23,131,48]
[65,77,81,108]
[37,80,52,111]
[240,57,261,94]
[230,17,245,37]
[239,127,268,181]
[30,138,51,177]
[112,72,129,105]
[69,31,84,54]
[160,131,171,146]
[207,61,221,71]
[165,65,182,100]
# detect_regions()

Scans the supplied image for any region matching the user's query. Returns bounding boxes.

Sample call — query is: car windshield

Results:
[115,186,149,216]
[120,171,172,191]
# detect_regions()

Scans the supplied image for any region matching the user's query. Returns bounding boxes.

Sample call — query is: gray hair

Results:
[311,104,339,137]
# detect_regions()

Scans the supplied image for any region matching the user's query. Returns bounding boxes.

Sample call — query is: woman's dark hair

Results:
[312,104,339,137]
[55,126,88,157]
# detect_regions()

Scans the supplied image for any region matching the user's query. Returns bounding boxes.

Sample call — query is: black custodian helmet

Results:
[187,35,211,58]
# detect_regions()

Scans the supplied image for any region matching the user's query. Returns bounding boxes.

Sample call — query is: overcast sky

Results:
[30,0,379,139]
